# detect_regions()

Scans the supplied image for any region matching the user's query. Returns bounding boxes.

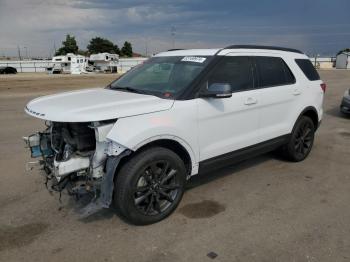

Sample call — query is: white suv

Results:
[24,45,325,225]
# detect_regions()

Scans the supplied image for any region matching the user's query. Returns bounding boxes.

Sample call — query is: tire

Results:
[114,147,187,225]
[282,116,315,162]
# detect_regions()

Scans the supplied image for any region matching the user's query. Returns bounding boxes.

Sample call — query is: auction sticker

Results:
[181,56,206,63]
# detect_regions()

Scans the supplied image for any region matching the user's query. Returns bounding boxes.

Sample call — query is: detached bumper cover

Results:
[78,150,131,218]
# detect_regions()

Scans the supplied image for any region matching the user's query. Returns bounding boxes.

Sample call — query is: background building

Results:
[336,52,350,69]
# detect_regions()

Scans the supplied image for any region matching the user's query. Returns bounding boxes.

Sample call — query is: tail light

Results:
[320,83,326,93]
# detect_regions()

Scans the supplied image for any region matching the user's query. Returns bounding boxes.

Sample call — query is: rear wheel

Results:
[114,147,186,225]
[282,116,315,162]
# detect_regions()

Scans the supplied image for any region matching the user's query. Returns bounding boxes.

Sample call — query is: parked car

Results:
[24,45,325,225]
[340,89,350,115]
[0,66,17,74]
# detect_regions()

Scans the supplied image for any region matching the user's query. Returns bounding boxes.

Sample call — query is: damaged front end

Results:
[23,120,130,217]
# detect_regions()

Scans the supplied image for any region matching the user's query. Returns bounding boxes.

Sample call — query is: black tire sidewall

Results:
[287,116,315,162]
[114,147,187,225]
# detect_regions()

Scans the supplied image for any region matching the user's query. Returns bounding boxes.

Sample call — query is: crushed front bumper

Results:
[23,129,131,217]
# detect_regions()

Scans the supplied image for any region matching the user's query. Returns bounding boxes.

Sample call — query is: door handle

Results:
[293,88,301,96]
[244,97,258,105]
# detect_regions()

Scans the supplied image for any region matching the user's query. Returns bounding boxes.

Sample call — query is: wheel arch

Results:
[296,106,319,130]
[131,137,197,177]
[111,136,198,183]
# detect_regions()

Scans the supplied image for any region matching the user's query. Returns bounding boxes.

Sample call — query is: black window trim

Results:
[181,56,222,100]
[254,56,296,89]
[180,54,297,100]
[196,55,258,96]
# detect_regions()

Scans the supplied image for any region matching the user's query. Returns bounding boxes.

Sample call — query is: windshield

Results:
[109,56,212,98]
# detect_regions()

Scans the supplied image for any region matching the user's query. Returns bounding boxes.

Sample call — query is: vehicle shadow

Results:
[80,152,284,224]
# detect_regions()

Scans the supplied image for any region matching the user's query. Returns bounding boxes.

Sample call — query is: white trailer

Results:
[89,53,119,73]
[47,53,88,74]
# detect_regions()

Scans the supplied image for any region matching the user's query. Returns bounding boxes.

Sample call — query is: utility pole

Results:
[24,46,28,59]
[171,26,176,49]
[17,45,22,61]
[144,37,148,57]
[53,41,57,56]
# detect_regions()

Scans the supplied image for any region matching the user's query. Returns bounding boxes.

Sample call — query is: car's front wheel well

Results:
[114,139,192,178]
[134,139,192,176]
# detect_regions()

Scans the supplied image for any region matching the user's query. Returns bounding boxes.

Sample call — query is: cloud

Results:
[0,0,349,57]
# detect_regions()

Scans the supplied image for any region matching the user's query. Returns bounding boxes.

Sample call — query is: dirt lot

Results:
[0,71,349,262]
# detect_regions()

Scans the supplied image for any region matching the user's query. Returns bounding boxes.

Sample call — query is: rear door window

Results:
[295,59,320,81]
[255,56,295,87]
[207,56,254,92]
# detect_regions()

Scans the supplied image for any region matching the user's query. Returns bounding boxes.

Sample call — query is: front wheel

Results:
[282,116,315,162]
[114,147,186,225]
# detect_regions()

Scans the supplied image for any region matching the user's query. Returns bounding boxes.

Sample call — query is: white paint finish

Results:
[25,88,174,122]
[239,53,303,141]
[197,91,261,161]
[106,100,199,175]
[221,51,323,144]
[94,123,114,142]
[89,53,119,62]
[155,49,220,57]
[25,47,325,177]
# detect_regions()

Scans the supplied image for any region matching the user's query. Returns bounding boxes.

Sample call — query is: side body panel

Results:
[197,90,261,161]
[256,53,324,141]
[290,59,324,125]
[218,49,324,141]
[107,50,324,177]
[197,53,261,161]
[106,100,200,175]
[254,53,304,142]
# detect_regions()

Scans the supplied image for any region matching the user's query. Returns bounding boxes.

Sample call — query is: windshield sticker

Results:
[181,56,206,63]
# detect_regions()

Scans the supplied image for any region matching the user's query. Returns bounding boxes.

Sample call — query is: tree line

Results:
[55,34,133,57]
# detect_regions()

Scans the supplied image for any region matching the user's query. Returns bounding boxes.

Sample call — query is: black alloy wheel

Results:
[283,116,315,162]
[114,147,186,225]
[133,160,180,216]
[294,120,314,158]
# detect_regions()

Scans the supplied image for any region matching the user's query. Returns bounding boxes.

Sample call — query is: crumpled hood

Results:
[25,88,174,122]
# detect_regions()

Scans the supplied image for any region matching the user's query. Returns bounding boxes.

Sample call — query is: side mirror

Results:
[200,83,232,98]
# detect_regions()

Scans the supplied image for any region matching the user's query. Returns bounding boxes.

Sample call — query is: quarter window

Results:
[207,56,254,92]
[256,57,295,87]
[295,59,320,81]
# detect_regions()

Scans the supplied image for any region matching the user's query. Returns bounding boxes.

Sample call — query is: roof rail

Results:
[224,45,303,54]
[167,49,185,51]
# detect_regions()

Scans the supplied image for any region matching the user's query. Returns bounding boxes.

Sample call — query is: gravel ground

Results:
[0,71,349,262]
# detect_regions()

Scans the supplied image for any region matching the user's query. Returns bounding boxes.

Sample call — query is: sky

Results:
[0,0,349,58]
